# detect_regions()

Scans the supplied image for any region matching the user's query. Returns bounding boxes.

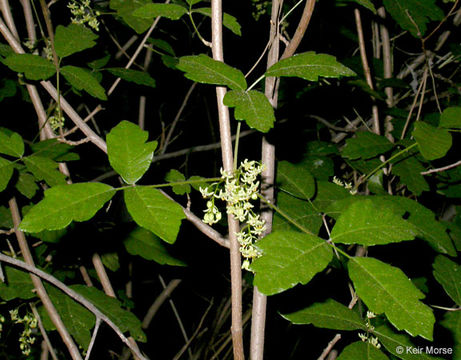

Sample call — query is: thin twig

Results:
[421,160,461,175]
[84,318,101,360]
[30,303,59,360]
[0,253,149,360]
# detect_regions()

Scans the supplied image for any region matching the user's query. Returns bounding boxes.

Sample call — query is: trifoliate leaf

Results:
[383,0,444,37]
[133,3,188,20]
[54,24,98,58]
[439,107,461,129]
[107,121,157,184]
[223,90,274,132]
[337,341,389,360]
[110,0,152,34]
[412,122,452,160]
[433,256,461,305]
[165,169,190,195]
[71,284,146,342]
[192,8,242,36]
[252,231,333,295]
[124,186,185,244]
[106,68,156,88]
[330,199,418,246]
[282,299,365,330]
[0,157,13,192]
[266,52,356,81]
[349,257,435,340]
[124,227,186,266]
[23,155,67,187]
[3,54,56,80]
[0,128,24,157]
[342,132,394,159]
[276,161,315,200]
[177,54,247,90]
[20,183,115,232]
[0,265,35,300]
[61,66,107,101]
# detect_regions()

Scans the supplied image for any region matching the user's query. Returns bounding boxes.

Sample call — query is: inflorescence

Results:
[200,160,266,270]
[68,0,100,31]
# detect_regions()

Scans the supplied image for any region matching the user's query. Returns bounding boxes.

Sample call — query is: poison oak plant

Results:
[0,0,460,359]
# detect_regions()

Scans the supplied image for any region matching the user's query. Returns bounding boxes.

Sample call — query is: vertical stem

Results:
[210,0,244,359]
[354,8,380,135]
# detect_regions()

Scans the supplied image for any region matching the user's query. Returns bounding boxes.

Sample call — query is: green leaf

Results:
[106,68,156,88]
[337,341,389,360]
[133,3,188,20]
[383,0,444,37]
[223,90,275,132]
[3,54,56,80]
[441,311,461,359]
[300,155,334,180]
[374,324,442,360]
[87,54,111,69]
[377,196,456,256]
[186,0,203,5]
[124,186,185,244]
[192,8,242,36]
[282,299,365,330]
[0,128,24,157]
[412,122,452,160]
[331,199,418,245]
[30,228,66,244]
[265,52,356,81]
[101,252,120,272]
[30,139,79,162]
[54,24,98,58]
[349,257,435,340]
[252,231,333,295]
[313,181,352,214]
[20,183,115,232]
[392,156,429,195]
[273,192,323,235]
[107,121,157,184]
[0,78,17,101]
[0,157,13,192]
[147,38,175,56]
[439,107,461,129]
[188,175,209,191]
[0,265,35,300]
[41,285,95,350]
[0,206,13,228]
[433,256,461,305]
[342,132,393,160]
[337,0,377,13]
[177,54,247,90]
[165,169,190,195]
[71,284,146,342]
[15,172,38,199]
[61,66,107,101]
[110,0,152,34]
[124,227,186,266]
[276,161,315,200]
[23,155,67,187]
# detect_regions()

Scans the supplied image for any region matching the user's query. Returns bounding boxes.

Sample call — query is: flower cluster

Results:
[200,160,266,270]
[357,311,381,349]
[10,309,37,356]
[332,176,357,195]
[68,0,100,31]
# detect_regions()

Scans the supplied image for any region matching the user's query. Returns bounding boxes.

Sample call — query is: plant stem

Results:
[210,0,244,358]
